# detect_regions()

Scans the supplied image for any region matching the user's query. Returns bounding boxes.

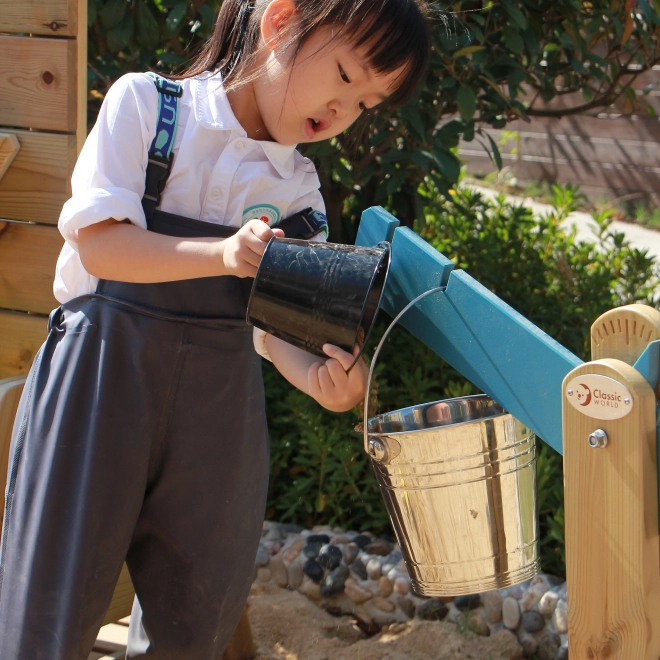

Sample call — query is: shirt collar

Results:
[192,70,297,179]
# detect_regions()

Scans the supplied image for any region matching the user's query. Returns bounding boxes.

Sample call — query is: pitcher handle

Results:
[363,286,446,454]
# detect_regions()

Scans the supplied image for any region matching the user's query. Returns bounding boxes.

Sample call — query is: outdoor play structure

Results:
[355,206,660,659]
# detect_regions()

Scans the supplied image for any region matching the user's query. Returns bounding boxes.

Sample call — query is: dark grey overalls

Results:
[0,75,325,659]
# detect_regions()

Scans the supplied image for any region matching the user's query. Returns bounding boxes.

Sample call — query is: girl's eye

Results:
[338,65,350,83]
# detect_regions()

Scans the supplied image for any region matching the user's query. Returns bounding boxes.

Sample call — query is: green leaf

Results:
[485,133,503,170]
[165,1,188,37]
[88,0,98,26]
[502,0,528,29]
[99,0,127,29]
[400,106,426,143]
[198,3,217,27]
[502,25,524,55]
[432,147,461,182]
[106,13,134,53]
[456,86,476,122]
[452,45,485,59]
[136,1,160,51]
[385,169,406,195]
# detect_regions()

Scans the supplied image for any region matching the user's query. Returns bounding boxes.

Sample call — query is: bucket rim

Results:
[364,393,509,437]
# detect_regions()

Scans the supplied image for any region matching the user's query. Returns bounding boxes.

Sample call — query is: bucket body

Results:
[366,394,539,596]
[246,238,389,359]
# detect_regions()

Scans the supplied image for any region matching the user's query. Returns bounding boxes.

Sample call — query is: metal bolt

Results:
[567,389,574,396]
[588,429,608,449]
[624,398,631,405]
[368,439,387,462]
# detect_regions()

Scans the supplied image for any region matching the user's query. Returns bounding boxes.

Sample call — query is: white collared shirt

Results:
[55,70,325,357]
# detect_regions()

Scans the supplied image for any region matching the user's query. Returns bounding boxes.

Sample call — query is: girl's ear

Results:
[261,0,297,50]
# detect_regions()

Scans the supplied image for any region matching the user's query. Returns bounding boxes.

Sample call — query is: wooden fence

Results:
[460,66,660,203]
[0,0,86,378]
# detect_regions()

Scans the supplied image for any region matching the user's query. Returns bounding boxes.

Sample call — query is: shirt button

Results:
[210,187,223,199]
[235,140,245,152]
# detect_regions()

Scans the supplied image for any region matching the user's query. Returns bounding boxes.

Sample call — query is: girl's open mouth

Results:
[305,118,329,139]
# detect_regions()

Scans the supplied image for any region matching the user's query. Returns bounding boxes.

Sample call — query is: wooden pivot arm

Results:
[355,206,582,454]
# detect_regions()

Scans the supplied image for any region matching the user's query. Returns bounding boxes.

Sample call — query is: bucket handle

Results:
[362,286,446,455]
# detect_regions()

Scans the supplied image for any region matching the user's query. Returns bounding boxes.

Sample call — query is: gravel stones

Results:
[366,558,382,580]
[502,596,521,630]
[418,598,449,621]
[287,561,304,589]
[257,567,271,583]
[255,544,269,566]
[552,600,568,634]
[483,591,503,624]
[269,555,289,588]
[459,610,490,636]
[351,558,368,580]
[454,594,481,611]
[307,533,331,544]
[397,596,416,618]
[522,610,546,633]
[518,631,539,657]
[537,630,561,660]
[342,542,359,565]
[302,541,323,559]
[378,576,393,598]
[321,565,349,597]
[373,596,395,613]
[352,534,372,549]
[317,544,343,570]
[538,590,559,616]
[303,558,324,583]
[364,538,392,556]
[282,538,304,563]
[557,643,569,660]
[490,629,523,659]
[393,576,410,595]
[345,578,372,604]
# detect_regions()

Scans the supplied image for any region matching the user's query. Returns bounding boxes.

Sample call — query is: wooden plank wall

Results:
[459,66,660,202]
[0,0,85,378]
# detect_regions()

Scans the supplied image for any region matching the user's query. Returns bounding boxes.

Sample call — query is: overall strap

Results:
[142,72,183,222]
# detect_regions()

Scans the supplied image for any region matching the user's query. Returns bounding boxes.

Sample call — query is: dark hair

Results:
[176,0,430,109]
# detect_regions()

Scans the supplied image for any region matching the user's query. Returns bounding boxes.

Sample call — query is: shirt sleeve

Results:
[253,184,327,361]
[58,73,158,248]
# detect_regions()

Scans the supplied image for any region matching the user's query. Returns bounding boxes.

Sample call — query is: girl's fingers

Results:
[316,363,335,395]
[324,357,348,387]
[322,344,357,370]
[308,361,323,400]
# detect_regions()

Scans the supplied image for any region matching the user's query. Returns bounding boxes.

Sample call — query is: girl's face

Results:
[252,4,407,145]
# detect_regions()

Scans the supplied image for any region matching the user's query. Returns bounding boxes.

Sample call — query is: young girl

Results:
[0,0,429,657]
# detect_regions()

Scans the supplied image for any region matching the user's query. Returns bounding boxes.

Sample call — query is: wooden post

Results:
[563,305,660,658]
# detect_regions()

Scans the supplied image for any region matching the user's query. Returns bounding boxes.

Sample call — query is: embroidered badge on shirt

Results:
[242,204,281,227]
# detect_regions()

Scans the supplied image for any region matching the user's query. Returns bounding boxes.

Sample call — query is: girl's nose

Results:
[328,99,349,121]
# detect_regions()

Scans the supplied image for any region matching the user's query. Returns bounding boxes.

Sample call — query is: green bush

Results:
[265,183,659,577]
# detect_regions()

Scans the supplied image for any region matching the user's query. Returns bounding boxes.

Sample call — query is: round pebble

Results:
[393,576,409,595]
[269,555,289,588]
[557,643,569,660]
[522,610,545,633]
[366,558,382,580]
[353,534,372,549]
[331,534,349,544]
[317,544,343,570]
[321,565,349,597]
[345,579,372,604]
[302,558,324,583]
[537,630,561,660]
[257,567,271,583]
[377,576,393,597]
[365,538,392,556]
[351,558,368,581]
[518,631,539,656]
[342,542,359,565]
[381,551,403,575]
[463,611,490,637]
[483,591,503,624]
[552,601,568,634]
[502,596,521,630]
[255,544,269,567]
[372,595,395,613]
[521,580,549,611]
[282,538,304,563]
[490,629,523,658]
[417,598,448,621]
[307,533,331,545]
[538,590,559,616]
[263,523,285,541]
[454,594,481,611]
[287,561,304,589]
[302,541,323,559]
[300,578,321,600]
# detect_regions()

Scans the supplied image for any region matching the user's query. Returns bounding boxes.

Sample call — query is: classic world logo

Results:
[566,374,633,420]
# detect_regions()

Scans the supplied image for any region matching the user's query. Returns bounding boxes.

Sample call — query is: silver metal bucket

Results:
[362,288,540,596]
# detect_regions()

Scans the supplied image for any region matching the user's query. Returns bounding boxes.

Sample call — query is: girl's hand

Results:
[220,219,284,278]
[308,345,368,413]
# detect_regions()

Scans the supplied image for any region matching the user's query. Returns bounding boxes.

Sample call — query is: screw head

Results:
[368,439,387,462]
[567,389,574,396]
[588,429,608,449]
[624,398,631,405]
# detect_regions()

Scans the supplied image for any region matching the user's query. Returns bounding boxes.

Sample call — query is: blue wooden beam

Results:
[356,206,583,454]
